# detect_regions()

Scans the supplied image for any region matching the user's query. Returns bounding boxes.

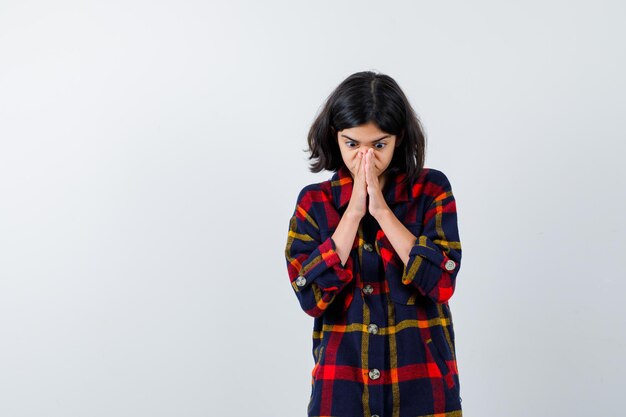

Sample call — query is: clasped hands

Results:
[348,148,391,221]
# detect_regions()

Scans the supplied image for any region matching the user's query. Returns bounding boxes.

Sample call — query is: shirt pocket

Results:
[425,337,454,385]
[311,344,325,380]
[425,332,457,390]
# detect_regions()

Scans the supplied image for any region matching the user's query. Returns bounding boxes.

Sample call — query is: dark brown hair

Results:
[306,71,427,185]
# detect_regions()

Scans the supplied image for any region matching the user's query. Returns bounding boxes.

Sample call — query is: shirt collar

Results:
[330,164,410,210]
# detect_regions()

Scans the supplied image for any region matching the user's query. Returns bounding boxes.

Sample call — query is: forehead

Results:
[340,122,394,142]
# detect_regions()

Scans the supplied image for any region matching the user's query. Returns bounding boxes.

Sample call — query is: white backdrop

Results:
[1,1,625,416]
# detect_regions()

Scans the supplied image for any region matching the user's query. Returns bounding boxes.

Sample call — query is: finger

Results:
[371,150,378,168]
[373,155,380,171]
[365,151,372,183]
[355,151,363,173]
[370,150,380,172]
[356,152,366,181]
[367,152,378,183]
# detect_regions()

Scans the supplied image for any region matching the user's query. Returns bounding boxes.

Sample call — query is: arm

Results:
[402,172,462,303]
[376,172,462,304]
[284,188,357,317]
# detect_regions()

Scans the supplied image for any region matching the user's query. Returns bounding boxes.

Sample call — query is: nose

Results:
[361,147,376,155]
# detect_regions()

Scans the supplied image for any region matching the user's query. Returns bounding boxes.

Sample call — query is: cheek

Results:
[348,152,360,167]
[374,150,387,162]
[341,148,355,162]
[375,152,392,167]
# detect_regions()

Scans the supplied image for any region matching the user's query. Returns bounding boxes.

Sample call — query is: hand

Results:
[346,150,368,220]
[364,148,389,219]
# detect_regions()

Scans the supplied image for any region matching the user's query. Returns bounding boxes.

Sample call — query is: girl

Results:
[285,71,463,417]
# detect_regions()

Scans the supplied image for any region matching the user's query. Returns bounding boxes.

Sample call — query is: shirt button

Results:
[362,284,374,295]
[368,368,380,380]
[295,275,307,287]
[368,324,378,334]
[363,242,373,252]
[444,260,456,271]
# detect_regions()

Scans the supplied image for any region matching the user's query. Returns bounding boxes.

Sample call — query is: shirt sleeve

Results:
[285,188,355,317]
[400,172,462,304]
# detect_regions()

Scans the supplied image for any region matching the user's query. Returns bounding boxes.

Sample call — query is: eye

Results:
[375,143,387,149]
[345,141,357,148]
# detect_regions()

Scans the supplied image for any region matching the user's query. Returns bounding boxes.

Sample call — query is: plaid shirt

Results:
[285,164,463,417]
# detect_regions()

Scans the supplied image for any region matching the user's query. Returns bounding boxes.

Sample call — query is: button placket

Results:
[360,215,385,416]
[362,284,373,295]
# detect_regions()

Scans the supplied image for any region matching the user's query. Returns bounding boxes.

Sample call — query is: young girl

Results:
[285,71,463,417]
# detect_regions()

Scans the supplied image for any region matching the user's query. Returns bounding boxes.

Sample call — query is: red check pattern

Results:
[285,164,463,417]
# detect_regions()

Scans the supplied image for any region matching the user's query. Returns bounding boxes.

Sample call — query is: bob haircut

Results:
[306,70,427,187]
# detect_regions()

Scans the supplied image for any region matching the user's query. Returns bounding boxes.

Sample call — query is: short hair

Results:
[306,71,427,186]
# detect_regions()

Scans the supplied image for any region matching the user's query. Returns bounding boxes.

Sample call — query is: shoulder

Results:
[419,167,451,186]
[290,177,336,230]
[412,167,454,200]
[294,176,334,207]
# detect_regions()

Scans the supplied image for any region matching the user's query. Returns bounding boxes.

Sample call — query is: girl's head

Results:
[306,71,426,185]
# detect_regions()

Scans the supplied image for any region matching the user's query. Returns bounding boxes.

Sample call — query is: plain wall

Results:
[1,0,625,416]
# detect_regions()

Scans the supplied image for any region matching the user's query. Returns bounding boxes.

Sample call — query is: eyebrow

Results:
[341,134,390,143]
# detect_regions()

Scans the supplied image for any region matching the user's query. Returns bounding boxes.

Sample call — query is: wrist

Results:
[343,207,364,223]
[371,206,393,222]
